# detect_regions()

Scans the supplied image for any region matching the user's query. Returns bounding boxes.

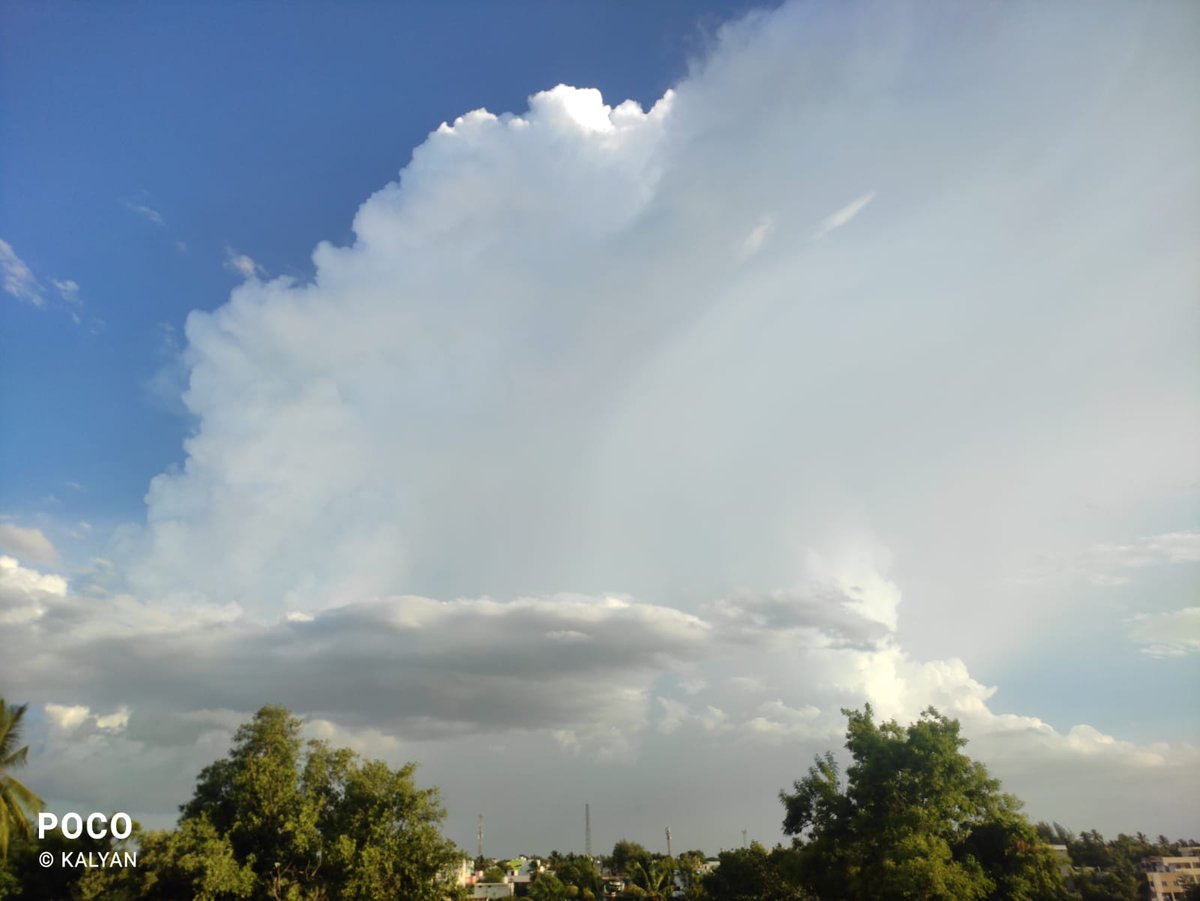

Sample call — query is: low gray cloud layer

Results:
[5,549,1198,843]
[4,554,887,742]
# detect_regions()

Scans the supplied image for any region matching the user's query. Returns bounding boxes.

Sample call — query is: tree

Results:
[629,858,674,900]
[0,700,42,863]
[702,843,813,901]
[780,706,1070,901]
[68,817,253,901]
[609,840,652,879]
[674,850,710,900]
[181,705,464,901]
[134,818,254,901]
[181,705,321,897]
[553,854,601,897]
[529,872,568,901]
[1072,868,1139,901]
[1,825,122,900]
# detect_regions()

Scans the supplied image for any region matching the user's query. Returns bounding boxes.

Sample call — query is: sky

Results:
[1,0,1198,857]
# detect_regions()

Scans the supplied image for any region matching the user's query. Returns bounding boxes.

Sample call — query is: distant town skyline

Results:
[1,0,1197,854]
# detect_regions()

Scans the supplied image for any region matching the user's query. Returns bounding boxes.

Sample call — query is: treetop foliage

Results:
[0,700,42,864]
[777,705,1071,901]
[2,700,1192,901]
[3,705,465,901]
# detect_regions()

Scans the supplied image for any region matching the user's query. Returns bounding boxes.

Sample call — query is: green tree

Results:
[182,705,321,898]
[529,872,568,901]
[609,840,652,879]
[322,758,463,900]
[553,854,601,896]
[0,700,42,863]
[69,818,252,901]
[2,823,134,901]
[137,818,254,901]
[780,706,1070,901]
[1072,868,1139,901]
[180,705,464,901]
[629,858,673,900]
[702,843,813,901]
[674,850,709,900]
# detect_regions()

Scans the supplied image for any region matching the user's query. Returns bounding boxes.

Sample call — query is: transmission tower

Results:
[665,826,673,859]
[741,829,747,848]
[585,803,592,858]
[477,814,484,860]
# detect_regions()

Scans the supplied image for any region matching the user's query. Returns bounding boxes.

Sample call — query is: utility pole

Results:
[665,826,673,859]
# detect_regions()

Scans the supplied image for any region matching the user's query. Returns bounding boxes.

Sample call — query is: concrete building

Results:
[471,884,515,899]
[1141,847,1200,901]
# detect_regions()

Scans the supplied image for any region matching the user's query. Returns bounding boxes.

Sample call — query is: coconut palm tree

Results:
[632,858,675,901]
[0,698,43,861]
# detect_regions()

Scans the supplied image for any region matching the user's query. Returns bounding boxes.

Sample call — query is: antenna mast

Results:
[477,814,484,861]
[585,803,592,857]
[665,826,673,859]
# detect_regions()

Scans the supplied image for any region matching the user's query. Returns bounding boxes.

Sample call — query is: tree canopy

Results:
[0,700,42,863]
[701,842,811,901]
[3,700,1191,901]
[780,705,1070,901]
[25,705,466,901]
[609,839,652,879]
[177,705,464,901]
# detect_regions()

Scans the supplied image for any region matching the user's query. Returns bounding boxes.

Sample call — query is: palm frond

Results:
[1,774,42,813]
[0,744,29,770]
[0,700,30,762]
[0,699,40,862]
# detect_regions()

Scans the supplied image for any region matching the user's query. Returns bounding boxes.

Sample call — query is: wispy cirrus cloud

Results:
[1,238,45,306]
[123,200,166,226]
[223,246,266,280]
[51,278,81,303]
[812,190,875,239]
[1,239,84,318]
[1019,531,1200,587]
[1129,607,1200,658]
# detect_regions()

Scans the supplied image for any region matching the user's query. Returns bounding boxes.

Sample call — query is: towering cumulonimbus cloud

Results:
[125,2,1196,637]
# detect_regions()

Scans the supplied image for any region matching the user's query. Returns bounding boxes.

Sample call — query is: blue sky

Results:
[1,0,1198,854]
[1,0,761,528]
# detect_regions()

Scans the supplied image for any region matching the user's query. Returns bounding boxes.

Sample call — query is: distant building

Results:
[1048,845,1072,880]
[1141,848,1200,901]
[471,884,515,899]
[447,857,474,887]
